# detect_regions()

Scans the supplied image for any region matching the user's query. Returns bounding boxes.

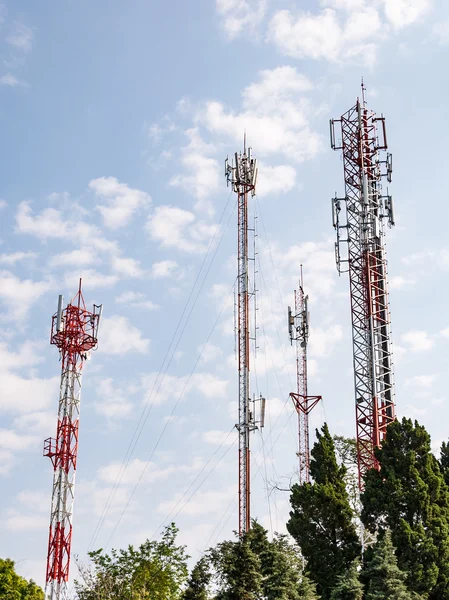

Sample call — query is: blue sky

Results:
[2,0,449,592]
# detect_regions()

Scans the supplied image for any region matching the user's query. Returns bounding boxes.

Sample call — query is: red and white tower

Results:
[44,281,102,600]
[330,84,395,489]
[288,268,321,484]
[226,141,265,536]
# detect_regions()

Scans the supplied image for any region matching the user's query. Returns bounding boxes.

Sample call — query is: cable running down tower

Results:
[330,84,395,489]
[226,140,265,536]
[44,281,102,600]
[288,268,321,485]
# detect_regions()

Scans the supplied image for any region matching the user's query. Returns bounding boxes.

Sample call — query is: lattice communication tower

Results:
[330,84,395,488]
[288,267,321,484]
[44,281,102,600]
[225,140,265,536]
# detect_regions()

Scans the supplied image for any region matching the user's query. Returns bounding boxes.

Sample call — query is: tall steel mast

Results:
[225,140,263,536]
[330,84,395,488]
[44,281,102,600]
[288,268,321,484]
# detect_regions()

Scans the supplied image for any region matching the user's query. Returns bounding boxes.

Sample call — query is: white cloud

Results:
[0,251,37,265]
[49,249,96,268]
[0,199,7,209]
[5,514,47,532]
[324,0,365,8]
[89,485,139,518]
[403,403,427,418]
[197,66,321,163]
[111,256,144,278]
[136,372,228,405]
[152,260,178,278]
[157,488,233,516]
[115,291,159,310]
[401,330,433,352]
[308,325,343,357]
[70,221,119,254]
[216,0,267,39]
[116,291,144,303]
[202,429,236,445]
[17,490,49,512]
[97,456,204,486]
[267,7,381,65]
[389,275,416,290]
[95,377,133,420]
[266,0,431,64]
[0,340,44,371]
[265,396,289,420]
[433,18,449,44]
[89,176,151,229]
[6,23,34,52]
[64,269,118,290]
[193,372,229,398]
[0,74,21,87]
[16,201,67,239]
[199,342,223,364]
[406,374,438,388]
[13,411,55,436]
[267,240,336,298]
[441,326,449,339]
[256,164,296,198]
[169,129,220,214]
[96,398,133,419]
[0,371,58,414]
[0,270,51,320]
[16,197,130,269]
[100,315,150,354]
[248,337,294,378]
[0,450,14,475]
[146,205,217,253]
[0,429,39,451]
[382,0,431,29]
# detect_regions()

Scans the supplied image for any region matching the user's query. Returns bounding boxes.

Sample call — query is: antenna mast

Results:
[226,142,264,536]
[288,268,321,484]
[330,84,395,489]
[43,281,102,600]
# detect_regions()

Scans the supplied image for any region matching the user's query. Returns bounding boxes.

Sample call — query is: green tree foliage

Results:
[75,523,189,600]
[209,535,262,600]
[298,573,320,600]
[182,557,211,600]
[0,558,44,600]
[363,530,421,600]
[246,521,303,599]
[209,522,318,600]
[329,560,363,600]
[440,441,449,487]
[333,435,360,518]
[287,424,361,599]
[361,418,449,599]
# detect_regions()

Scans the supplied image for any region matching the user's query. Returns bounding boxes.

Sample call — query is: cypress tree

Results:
[298,573,320,600]
[329,560,363,600]
[247,522,302,600]
[361,418,449,599]
[210,536,262,600]
[287,424,361,600]
[363,530,421,600]
[183,556,211,600]
[440,441,449,487]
